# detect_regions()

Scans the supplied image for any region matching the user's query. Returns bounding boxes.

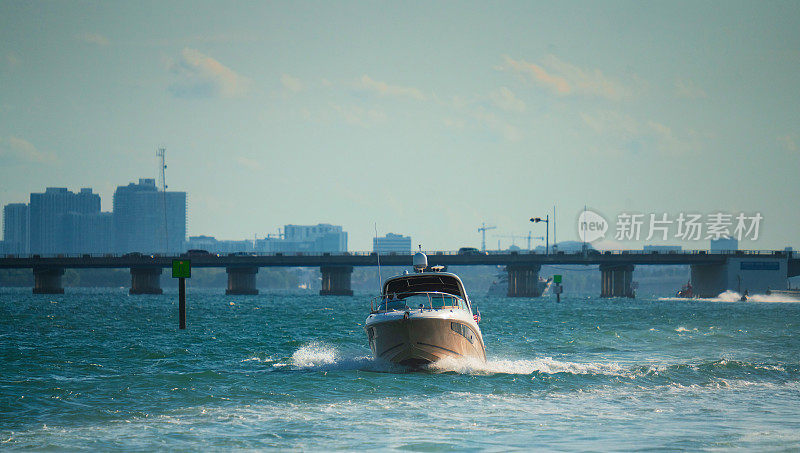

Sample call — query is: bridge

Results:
[2,249,797,298]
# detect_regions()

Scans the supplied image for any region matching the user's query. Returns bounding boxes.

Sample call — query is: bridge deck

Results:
[0,250,795,273]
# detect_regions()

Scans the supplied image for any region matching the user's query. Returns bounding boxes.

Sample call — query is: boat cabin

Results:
[377,272,472,312]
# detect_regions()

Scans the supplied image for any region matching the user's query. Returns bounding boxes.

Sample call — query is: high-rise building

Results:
[113,178,186,253]
[62,211,113,254]
[373,233,412,254]
[2,203,29,254]
[29,188,100,254]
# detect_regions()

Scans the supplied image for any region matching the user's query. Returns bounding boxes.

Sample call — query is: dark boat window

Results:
[450,322,474,344]
[384,275,465,299]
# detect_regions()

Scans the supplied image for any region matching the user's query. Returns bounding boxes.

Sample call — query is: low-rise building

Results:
[373,233,412,254]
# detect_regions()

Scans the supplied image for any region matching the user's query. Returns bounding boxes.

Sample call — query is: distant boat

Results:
[365,252,486,368]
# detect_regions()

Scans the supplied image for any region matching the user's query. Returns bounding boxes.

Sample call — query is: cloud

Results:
[777,134,798,152]
[167,48,250,99]
[235,156,263,171]
[281,74,303,92]
[331,104,387,126]
[501,55,570,95]
[472,109,522,142]
[147,32,259,48]
[5,52,20,68]
[443,117,465,129]
[489,87,526,112]
[439,93,522,142]
[358,75,426,101]
[674,78,707,99]
[444,94,522,142]
[581,110,695,154]
[0,136,57,164]
[501,55,632,100]
[75,32,110,46]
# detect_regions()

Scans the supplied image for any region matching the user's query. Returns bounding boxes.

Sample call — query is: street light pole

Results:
[529,215,550,255]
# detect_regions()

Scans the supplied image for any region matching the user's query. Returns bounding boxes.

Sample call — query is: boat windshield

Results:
[376,291,469,312]
[383,274,465,299]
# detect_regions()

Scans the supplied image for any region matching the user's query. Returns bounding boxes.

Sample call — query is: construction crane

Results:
[477,223,496,252]
[494,232,544,250]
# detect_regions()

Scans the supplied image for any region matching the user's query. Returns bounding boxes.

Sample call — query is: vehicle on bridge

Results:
[365,252,486,368]
[182,249,216,257]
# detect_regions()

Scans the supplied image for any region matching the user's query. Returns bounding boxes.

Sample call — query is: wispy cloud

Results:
[235,156,263,171]
[443,93,522,142]
[581,110,695,154]
[443,117,466,129]
[75,32,110,46]
[777,133,798,152]
[331,103,387,127]
[0,136,57,164]
[674,78,707,99]
[472,108,522,142]
[281,74,303,92]
[358,75,426,101]
[500,55,570,95]
[501,55,633,100]
[147,32,259,48]
[5,51,20,68]
[167,48,250,99]
[489,87,526,113]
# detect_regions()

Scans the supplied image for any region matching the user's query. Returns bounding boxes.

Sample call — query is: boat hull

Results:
[366,315,486,367]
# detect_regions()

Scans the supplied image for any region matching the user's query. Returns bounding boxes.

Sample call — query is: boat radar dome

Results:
[412,252,428,273]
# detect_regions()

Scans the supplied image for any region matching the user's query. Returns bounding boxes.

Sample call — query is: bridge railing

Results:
[2,249,791,260]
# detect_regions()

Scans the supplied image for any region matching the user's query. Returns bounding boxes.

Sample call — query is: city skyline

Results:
[1,1,798,251]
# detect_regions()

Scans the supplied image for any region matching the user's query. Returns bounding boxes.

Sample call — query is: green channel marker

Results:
[172,259,191,279]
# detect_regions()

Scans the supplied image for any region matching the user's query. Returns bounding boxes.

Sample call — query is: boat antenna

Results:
[374,223,382,294]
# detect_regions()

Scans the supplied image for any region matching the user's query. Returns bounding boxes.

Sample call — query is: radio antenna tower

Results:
[157,148,169,253]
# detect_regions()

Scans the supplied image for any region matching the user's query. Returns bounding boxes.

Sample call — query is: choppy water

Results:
[1,287,799,450]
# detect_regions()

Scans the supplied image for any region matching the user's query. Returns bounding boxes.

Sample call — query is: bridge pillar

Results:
[600,264,635,298]
[690,264,726,298]
[226,267,259,295]
[507,264,542,297]
[33,267,65,294]
[320,265,353,296]
[130,267,163,295]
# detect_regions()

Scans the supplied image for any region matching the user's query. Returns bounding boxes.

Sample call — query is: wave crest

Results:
[291,342,337,367]
[428,356,628,376]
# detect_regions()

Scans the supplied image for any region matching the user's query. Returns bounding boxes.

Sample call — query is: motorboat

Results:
[365,252,486,367]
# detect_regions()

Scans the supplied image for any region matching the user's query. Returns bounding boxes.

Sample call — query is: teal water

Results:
[1,287,799,450]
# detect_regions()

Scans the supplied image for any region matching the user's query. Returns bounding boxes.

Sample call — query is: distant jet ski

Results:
[676,281,693,298]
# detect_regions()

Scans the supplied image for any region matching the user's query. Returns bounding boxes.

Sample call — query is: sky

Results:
[1,1,798,251]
